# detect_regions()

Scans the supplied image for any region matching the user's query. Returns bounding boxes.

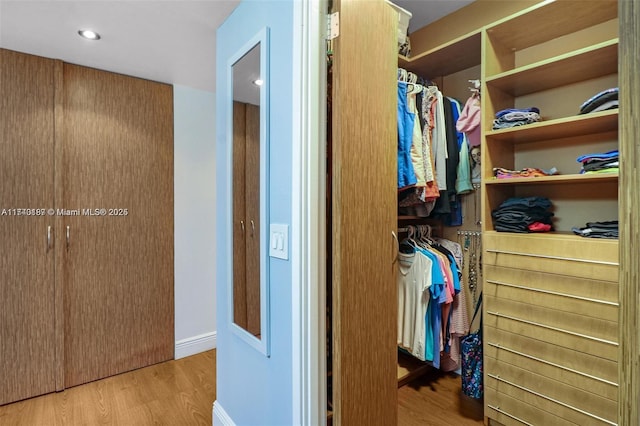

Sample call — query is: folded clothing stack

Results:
[492,196,554,233]
[492,107,541,130]
[493,166,558,179]
[576,150,619,174]
[579,88,618,114]
[572,220,618,239]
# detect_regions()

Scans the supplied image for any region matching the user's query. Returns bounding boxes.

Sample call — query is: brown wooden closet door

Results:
[233,101,248,329]
[244,103,261,336]
[0,49,57,405]
[61,64,174,387]
[330,0,398,424]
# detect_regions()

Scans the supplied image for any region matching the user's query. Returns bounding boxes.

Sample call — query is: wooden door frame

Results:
[291,1,327,425]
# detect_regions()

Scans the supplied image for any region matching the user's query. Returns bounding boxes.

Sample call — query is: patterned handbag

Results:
[461,293,483,399]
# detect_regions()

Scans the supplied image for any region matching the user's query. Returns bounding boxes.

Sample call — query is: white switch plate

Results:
[269,224,289,260]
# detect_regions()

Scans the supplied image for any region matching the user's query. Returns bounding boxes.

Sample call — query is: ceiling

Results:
[0,0,473,93]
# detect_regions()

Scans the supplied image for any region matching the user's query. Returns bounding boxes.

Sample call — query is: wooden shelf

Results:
[485,173,618,186]
[485,39,618,96]
[483,229,619,245]
[398,31,481,78]
[485,109,619,144]
[485,0,617,51]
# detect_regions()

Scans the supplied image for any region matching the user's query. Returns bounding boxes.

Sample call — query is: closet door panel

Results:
[331,0,397,424]
[0,49,57,405]
[62,64,174,387]
[244,103,261,336]
[232,101,248,329]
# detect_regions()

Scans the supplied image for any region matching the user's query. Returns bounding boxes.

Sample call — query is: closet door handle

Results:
[47,225,52,252]
[66,225,70,251]
[250,220,255,238]
[240,220,245,233]
[392,231,399,264]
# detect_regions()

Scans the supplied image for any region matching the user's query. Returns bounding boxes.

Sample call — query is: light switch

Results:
[269,224,289,260]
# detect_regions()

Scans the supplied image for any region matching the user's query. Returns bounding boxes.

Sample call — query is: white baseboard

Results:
[213,400,235,426]
[175,331,217,359]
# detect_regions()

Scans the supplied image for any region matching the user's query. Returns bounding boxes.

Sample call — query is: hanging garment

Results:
[397,249,433,361]
[397,82,417,188]
[457,94,481,147]
[407,84,427,187]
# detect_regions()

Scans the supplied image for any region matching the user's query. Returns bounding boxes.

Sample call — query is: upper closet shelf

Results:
[398,31,480,78]
[485,0,618,51]
[485,39,618,96]
[485,109,618,144]
[485,173,618,186]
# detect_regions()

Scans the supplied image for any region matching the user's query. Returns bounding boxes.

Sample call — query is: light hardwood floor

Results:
[0,350,215,426]
[0,349,483,426]
[398,368,485,426]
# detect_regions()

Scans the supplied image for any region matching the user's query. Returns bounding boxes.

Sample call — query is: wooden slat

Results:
[485,387,580,426]
[485,326,618,385]
[483,232,619,265]
[484,314,618,362]
[485,361,617,424]
[485,264,618,304]
[618,0,639,423]
[62,63,174,387]
[484,277,619,323]
[486,295,617,344]
[485,346,618,402]
[331,0,397,424]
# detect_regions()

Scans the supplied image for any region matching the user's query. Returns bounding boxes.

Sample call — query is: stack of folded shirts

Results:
[572,220,618,239]
[579,87,618,114]
[493,167,558,179]
[576,150,619,174]
[492,196,554,233]
[492,107,541,130]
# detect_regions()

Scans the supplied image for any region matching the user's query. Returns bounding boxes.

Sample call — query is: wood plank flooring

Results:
[0,349,482,425]
[398,368,485,426]
[0,350,215,426]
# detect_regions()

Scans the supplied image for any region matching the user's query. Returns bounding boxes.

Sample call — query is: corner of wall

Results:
[175,331,217,360]
[213,400,236,426]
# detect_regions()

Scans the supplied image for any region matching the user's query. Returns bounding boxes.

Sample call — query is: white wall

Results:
[173,84,217,359]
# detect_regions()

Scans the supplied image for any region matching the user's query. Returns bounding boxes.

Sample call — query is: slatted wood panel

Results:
[61,64,174,387]
[232,102,248,329]
[0,49,57,405]
[330,0,397,424]
[244,103,261,336]
[618,0,639,423]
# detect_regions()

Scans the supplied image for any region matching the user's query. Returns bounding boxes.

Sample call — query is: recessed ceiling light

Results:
[253,79,263,86]
[78,29,101,40]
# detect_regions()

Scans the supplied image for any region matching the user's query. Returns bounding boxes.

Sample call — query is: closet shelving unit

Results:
[481,1,620,425]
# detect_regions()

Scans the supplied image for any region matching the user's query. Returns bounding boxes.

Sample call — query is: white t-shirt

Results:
[397,250,433,360]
